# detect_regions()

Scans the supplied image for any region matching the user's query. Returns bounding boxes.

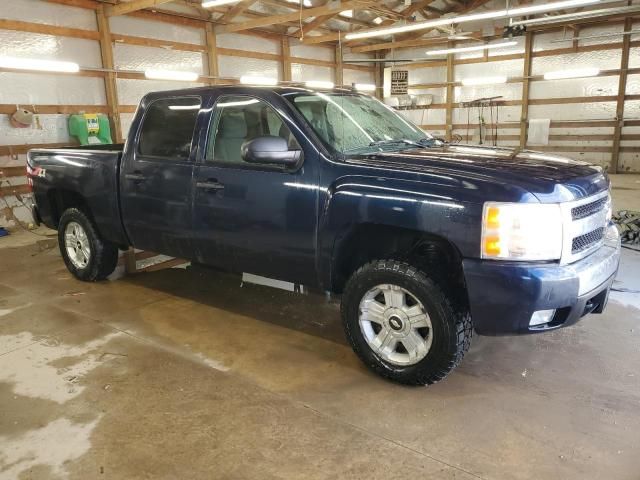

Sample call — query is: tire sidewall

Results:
[343,263,457,383]
[58,209,101,281]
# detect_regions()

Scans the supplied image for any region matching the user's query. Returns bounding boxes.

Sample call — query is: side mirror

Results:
[241,136,302,166]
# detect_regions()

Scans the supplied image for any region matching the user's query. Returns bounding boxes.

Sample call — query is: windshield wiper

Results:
[369,138,438,149]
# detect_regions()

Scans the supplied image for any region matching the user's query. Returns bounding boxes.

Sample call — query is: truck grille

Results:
[571,197,608,220]
[572,227,605,254]
[561,190,610,264]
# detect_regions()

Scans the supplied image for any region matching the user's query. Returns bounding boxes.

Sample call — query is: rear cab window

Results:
[138,97,201,161]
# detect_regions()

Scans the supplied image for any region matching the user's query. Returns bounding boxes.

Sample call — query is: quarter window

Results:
[138,97,201,160]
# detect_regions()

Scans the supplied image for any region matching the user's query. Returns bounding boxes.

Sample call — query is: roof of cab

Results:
[141,84,357,102]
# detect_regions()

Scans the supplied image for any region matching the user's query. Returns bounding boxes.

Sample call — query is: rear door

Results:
[120,96,202,258]
[191,93,320,285]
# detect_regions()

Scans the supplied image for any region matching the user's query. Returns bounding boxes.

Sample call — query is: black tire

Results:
[58,207,119,282]
[341,259,472,386]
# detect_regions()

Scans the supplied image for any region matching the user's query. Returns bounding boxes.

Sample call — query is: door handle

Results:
[125,172,147,183]
[196,180,225,191]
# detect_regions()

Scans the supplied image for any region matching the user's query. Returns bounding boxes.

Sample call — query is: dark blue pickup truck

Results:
[27,85,621,385]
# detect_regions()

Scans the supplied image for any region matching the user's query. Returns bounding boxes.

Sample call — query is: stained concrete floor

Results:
[1,176,639,480]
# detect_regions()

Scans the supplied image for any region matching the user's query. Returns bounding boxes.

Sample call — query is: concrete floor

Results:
[1,175,639,480]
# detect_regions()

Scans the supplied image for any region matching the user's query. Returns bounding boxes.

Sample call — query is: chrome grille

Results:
[571,197,607,220]
[572,227,605,254]
[560,190,610,264]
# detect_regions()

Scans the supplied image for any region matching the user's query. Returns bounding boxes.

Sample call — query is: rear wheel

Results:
[341,259,472,385]
[58,208,118,281]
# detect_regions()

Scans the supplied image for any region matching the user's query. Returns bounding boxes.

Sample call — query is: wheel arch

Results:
[330,223,468,308]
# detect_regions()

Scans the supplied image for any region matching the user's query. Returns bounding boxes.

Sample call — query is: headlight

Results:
[481,202,563,261]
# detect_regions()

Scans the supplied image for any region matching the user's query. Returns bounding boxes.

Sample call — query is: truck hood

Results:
[346,144,609,203]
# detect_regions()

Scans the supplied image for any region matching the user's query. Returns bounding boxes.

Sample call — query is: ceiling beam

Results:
[218,0,258,23]
[106,0,176,16]
[216,0,371,33]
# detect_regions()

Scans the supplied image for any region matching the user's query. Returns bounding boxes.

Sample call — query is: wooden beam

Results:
[218,0,258,23]
[105,0,175,16]
[111,33,205,52]
[216,0,369,33]
[519,31,533,149]
[611,16,632,173]
[96,5,123,143]
[374,51,384,100]
[0,18,99,40]
[445,41,454,142]
[294,12,337,38]
[205,23,219,84]
[0,184,31,198]
[0,142,79,157]
[0,104,109,115]
[0,167,26,178]
[281,36,292,82]
[335,43,344,85]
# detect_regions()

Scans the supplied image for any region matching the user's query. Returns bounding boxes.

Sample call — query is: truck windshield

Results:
[288,92,434,155]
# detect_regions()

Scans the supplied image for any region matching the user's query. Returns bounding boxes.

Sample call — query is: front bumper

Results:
[463,224,621,335]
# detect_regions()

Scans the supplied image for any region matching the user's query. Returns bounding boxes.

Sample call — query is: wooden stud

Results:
[374,52,384,100]
[611,16,632,173]
[445,42,454,142]
[205,23,220,85]
[519,31,533,149]
[281,36,292,82]
[123,248,137,274]
[96,5,123,143]
[335,43,344,86]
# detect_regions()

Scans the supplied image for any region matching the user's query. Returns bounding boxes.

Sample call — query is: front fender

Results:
[317,175,483,289]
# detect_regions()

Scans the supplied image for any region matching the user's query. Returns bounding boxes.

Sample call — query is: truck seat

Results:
[214,112,247,162]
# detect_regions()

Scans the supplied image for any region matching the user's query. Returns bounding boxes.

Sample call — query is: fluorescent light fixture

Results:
[344,0,601,40]
[543,67,600,80]
[286,0,312,6]
[144,69,199,81]
[354,83,376,92]
[0,56,79,73]
[339,10,353,18]
[240,75,278,85]
[461,76,507,86]
[202,0,240,7]
[305,80,335,89]
[373,17,384,25]
[427,41,517,56]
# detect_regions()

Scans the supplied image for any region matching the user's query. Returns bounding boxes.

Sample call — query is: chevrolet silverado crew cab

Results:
[27,85,621,385]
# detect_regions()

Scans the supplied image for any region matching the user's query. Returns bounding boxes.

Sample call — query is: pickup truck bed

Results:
[29,144,129,247]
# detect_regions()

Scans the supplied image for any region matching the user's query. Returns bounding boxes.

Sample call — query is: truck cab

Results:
[28,85,621,385]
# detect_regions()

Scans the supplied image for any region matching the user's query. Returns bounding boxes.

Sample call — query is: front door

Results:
[120,96,202,258]
[192,94,319,285]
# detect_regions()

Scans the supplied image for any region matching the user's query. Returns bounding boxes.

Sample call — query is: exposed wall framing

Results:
[0,0,377,167]
[391,18,640,172]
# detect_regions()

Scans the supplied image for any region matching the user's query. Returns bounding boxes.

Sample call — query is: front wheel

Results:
[58,208,119,281]
[341,260,472,385]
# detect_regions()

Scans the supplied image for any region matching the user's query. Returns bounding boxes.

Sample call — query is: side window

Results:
[138,97,201,160]
[206,95,300,165]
